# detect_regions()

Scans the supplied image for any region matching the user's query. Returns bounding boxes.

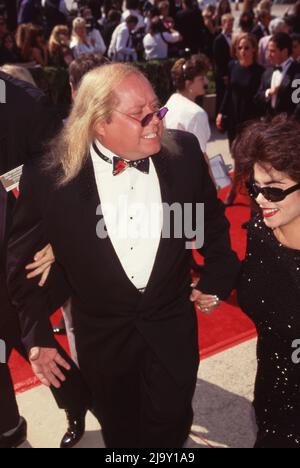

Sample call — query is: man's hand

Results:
[190,281,221,315]
[268,86,280,98]
[29,347,71,389]
[25,244,55,287]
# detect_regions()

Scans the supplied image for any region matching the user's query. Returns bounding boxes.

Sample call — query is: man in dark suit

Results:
[7,64,241,448]
[0,72,89,448]
[175,0,204,54]
[251,9,271,43]
[255,32,300,117]
[213,14,234,114]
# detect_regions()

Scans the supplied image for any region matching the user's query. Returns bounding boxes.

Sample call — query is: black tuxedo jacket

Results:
[255,61,300,117]
[0,71,60,330]
[7,130,240,386]
[213,33,232,79]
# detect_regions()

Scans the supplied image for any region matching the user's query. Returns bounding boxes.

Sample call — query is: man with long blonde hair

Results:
[7,63,240,448]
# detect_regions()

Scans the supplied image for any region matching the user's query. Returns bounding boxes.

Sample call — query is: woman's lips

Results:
[262,208,279,218]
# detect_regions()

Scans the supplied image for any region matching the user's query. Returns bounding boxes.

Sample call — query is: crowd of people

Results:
[0,1,299,65]
[1,0,300,451]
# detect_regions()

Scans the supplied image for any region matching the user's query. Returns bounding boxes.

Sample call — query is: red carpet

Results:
[9,185,256,394]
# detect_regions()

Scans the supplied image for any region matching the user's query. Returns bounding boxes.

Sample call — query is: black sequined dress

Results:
[238,215,300,448]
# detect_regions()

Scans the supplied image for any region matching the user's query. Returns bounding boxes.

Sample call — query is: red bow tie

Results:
[113,157,150,176]
[92,142,150,176]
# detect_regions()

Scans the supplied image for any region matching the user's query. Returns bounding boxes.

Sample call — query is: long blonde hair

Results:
[71,17,87,46]
[48,63,146,185]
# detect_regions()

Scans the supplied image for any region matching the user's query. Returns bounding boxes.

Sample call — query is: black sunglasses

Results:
[114,107,169,128]
[247,181,300,202]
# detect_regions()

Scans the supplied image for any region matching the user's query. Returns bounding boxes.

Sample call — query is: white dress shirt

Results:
[90,140,163,290]
[143,31,181,61]
[165,93,211,153]
[268,58,293,108]
[108,23,137,62]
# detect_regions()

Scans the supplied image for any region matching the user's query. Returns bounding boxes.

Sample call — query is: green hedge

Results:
[30,60,216,117]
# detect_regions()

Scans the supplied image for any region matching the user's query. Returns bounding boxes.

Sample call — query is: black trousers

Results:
[0,315,91,435]
[83,331,198,449]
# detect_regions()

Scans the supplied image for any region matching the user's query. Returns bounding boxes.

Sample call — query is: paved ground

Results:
[17,338,258,449]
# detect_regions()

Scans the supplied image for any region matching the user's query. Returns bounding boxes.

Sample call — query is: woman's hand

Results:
[216,113,223,131]
[25,244,55,287]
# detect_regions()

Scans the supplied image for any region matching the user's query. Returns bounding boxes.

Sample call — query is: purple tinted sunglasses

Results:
[114,107,169,127]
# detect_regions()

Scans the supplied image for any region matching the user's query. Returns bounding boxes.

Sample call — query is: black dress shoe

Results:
[0,417,27,449]
[60,410,86,449]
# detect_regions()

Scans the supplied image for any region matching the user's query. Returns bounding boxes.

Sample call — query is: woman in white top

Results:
[70,17,106,59]
[143,17,182,61]
[165,54,211,156]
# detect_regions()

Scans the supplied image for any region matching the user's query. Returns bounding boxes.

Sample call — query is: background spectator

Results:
[48,24,73,67]
[22,24,49,65]
[122,0,145,30]
[165,54,211,156]
[213,13,234,114]
[202,7,218,60]
[251,9,271,43]
[239,11,255,33]
[215,0,232,28]
[101,9,122,48]
[143,16,181,60]
[81,5,107,56]
[0,32,22,65]
[71,17,105,59]
[108,14,138,62]
[17,0,42,25]
[255,32,300,117]
[43,0,69,32]
[175,0,205,54]
[292,33,300,63]
[258,18,289,68]
[68,53,109,95]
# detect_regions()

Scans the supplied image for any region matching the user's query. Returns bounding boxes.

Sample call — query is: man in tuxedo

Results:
[213,14,234,114]
[256,32,300,117]
[251,9,271,43]
[7,63,241,448]
[0,72,89,448]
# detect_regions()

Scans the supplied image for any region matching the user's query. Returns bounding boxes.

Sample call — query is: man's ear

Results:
[94,121,106,140]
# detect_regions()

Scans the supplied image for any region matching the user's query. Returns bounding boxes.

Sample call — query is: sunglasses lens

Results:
[159,107,169,120]
[264,189,285,202]
[141,108,169,127]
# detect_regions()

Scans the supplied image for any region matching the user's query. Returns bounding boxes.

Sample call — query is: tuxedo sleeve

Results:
[191,137,241,299]
[6,163,71,353]
[254,70,270,113]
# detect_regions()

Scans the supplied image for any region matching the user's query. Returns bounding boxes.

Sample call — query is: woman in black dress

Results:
[234,115,300,448]
[217,33,264,145]
[216,33,264,205]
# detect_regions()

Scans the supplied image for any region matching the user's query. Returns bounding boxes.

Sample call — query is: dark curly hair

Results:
[233,114,300,184]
